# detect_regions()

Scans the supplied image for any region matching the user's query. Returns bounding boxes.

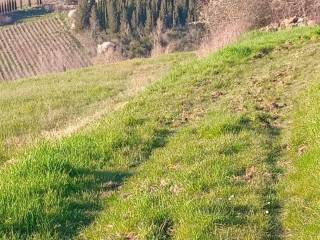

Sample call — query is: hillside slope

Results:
[0,14,92,81]
[0,52,193,165]
[0,27,320,239]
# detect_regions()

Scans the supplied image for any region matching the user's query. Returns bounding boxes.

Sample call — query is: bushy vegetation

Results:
[75,0,201,57]
[200,0,320,52]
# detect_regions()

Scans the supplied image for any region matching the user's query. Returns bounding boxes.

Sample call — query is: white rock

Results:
[68,9,77,19]
[97,42,116,55]
[70,22,76,30]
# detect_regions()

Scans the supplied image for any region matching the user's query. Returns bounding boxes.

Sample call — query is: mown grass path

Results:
[83,33,320,240]
[0,27,320,239]
[278,52,320,239]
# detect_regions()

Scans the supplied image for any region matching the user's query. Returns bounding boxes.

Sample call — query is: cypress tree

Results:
[90,3,98,32]
[120,1,128,33]
[96,0,106,29]
[106,0,119,33]
[75,0,94,31]
[159,0,167,27]
[145,0,153,32]
[137,0,146,29]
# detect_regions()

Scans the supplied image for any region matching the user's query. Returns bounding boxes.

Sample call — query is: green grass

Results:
[280,82,320,239]
[0,53,192,165]
[1,26,320,239]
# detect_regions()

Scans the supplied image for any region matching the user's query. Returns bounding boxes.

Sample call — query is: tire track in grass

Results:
[243,43,320,239]
[82,42,320,239]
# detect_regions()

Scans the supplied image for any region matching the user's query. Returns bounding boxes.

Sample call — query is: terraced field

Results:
[0,15,92,81]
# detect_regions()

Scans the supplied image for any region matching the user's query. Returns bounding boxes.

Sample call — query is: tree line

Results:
[76,0,200,34]
[0,0,42,14]
[0,0,17,13]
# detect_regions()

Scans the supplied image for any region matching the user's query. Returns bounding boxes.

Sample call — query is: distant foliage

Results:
[0,0,43,13]
[75,0,94,31]
[0,0,18,13]
[77,0,199,33]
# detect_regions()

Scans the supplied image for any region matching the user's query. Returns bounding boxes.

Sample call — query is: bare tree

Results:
[271,0,320,22]
[199,0,320,54]
[199,0,271,53]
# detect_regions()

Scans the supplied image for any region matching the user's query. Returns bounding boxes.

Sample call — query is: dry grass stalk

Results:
[199,0,270,55]
[199,0,320,55]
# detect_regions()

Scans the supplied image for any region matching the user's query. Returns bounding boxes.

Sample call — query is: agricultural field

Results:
[0,14,92,81]
[0,25,320,239]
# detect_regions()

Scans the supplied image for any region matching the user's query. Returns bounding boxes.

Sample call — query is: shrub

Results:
[200,0,320,53]
[270,0,320,22]
[199,0,271,53]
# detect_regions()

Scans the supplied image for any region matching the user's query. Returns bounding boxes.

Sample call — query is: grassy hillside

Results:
[0,26,320,239]
[0,53,193,165]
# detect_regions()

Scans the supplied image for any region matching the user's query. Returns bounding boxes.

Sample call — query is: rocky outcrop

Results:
[68,9,77,19]
[97,42,116,55]
[262,16,317,32]
[94,42,124,64]
[68,9,77,30]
